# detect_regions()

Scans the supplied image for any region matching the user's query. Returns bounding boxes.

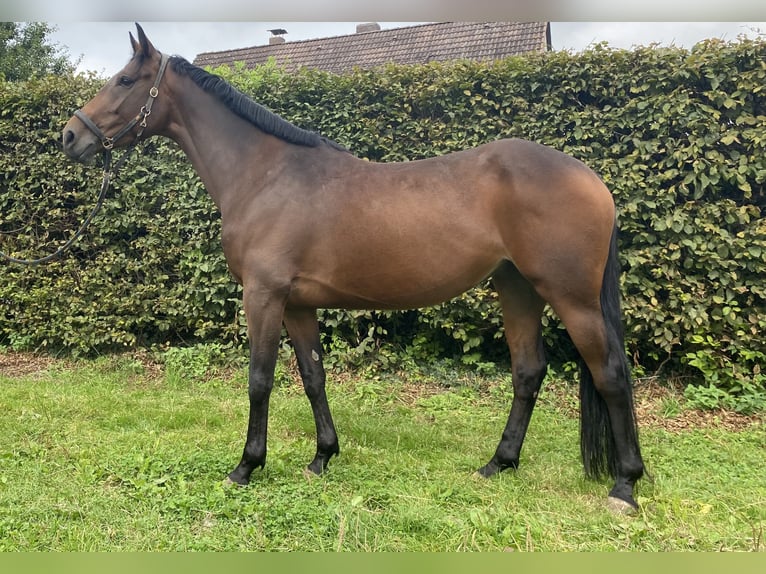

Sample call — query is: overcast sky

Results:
[48,21,766,76]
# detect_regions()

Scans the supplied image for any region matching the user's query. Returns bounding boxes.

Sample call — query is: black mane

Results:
[169,56,347,152]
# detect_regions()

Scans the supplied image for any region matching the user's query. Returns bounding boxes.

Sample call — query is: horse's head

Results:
[63,24,170,163]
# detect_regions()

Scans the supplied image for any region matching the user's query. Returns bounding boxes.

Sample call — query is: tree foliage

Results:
[0,22,75,82]
[1,39,764,404]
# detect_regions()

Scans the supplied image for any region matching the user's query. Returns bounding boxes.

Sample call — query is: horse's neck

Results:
[164,83,282,214]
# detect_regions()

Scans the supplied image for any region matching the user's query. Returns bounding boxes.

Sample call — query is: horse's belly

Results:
[287,251,501,311]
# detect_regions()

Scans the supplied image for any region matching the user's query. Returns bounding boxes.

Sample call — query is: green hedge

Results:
[1,40,764,400]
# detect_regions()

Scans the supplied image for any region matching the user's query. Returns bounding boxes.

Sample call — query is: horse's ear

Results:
[130,31,140,54]
[132,23,156,57]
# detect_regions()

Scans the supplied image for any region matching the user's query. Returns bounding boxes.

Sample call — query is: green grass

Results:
[0,353,763,551]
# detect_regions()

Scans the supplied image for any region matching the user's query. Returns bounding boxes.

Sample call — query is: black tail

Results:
[579,223,639,480]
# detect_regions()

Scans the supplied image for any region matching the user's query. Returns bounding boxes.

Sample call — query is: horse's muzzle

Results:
[62,117,100,163]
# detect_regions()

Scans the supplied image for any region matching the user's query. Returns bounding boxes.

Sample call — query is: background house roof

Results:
[193,22,551,74]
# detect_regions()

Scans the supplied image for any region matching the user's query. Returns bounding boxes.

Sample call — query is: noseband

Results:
[74,52,170,150]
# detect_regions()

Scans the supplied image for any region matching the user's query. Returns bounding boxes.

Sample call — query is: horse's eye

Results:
[118,76,135,87]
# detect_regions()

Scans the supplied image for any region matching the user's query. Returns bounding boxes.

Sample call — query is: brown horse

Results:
[62,25,644,511]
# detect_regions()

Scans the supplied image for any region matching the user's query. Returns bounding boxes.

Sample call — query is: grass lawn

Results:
[0,351,763,551]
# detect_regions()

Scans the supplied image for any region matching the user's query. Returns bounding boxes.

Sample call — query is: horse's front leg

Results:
[227,286,287,485]
[283,306,339,475]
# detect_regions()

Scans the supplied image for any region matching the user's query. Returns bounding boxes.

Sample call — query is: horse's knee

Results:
[298,363,326,401]
[248,367,274,403]
[303,378,327,402]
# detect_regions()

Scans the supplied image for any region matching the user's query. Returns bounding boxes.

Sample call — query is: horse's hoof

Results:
[475,463,496,478]
[303,467,318,480]
[223,476,247,488]
[475,459,517,479]
[607,495,637,515]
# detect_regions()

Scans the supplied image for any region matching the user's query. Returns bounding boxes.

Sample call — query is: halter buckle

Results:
[139,106,151,128]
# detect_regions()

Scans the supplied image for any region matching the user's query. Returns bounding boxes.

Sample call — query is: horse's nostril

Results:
[64,130,75,146]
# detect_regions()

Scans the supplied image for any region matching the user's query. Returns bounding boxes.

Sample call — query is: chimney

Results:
[268,28,287,45]
[356,23,381,34]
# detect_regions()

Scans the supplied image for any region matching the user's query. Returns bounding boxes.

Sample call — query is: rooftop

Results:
[193,22,551,74]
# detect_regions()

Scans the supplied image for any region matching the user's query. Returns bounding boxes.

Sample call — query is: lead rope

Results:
[0,144,137,266]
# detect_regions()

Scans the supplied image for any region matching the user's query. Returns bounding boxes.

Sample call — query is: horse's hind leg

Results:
[283,306,340,475]
[478,262,547,477]
[552,298,644,510]
[556,305,644,508]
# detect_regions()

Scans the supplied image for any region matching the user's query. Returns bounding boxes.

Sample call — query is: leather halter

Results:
[74,52,170,150]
